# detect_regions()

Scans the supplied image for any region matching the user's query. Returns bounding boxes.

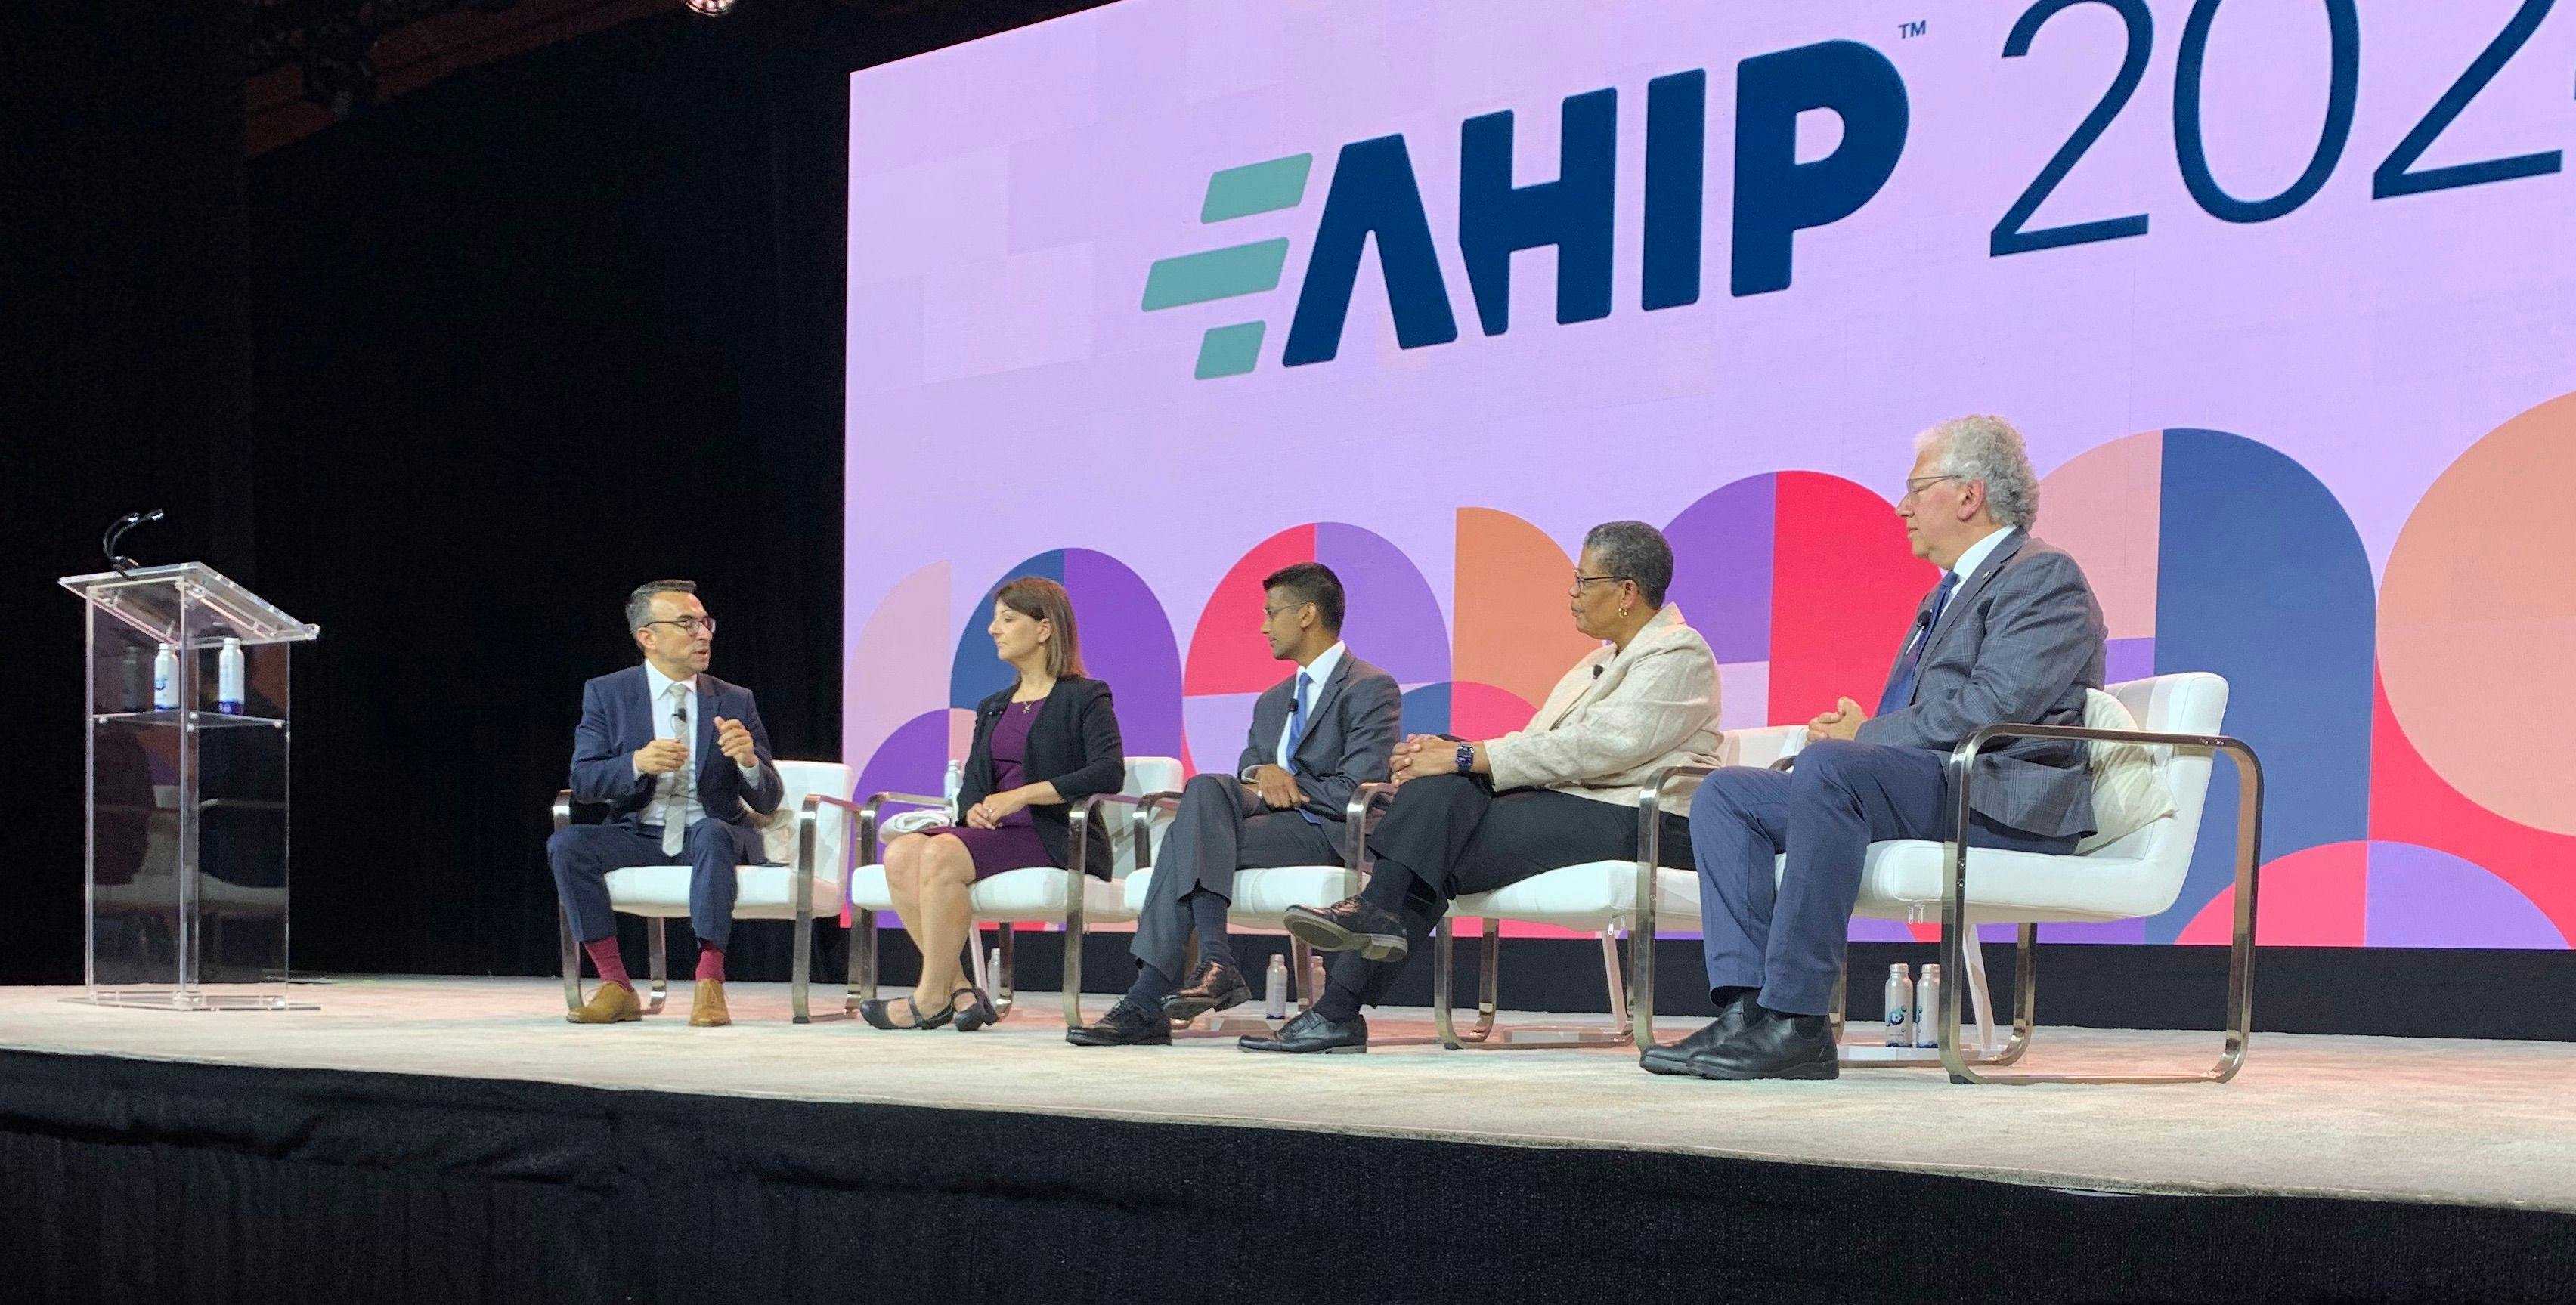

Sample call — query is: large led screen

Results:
[846,1,2576,948]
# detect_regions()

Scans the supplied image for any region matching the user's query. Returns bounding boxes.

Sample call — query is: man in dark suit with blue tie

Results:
[548,580,783,1028]
[1067,562,1402,1046]
[1652,416,2107,1081]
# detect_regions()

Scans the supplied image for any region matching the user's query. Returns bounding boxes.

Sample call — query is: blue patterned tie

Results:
[1284,672,1321,824]
[1879,572,1960,716]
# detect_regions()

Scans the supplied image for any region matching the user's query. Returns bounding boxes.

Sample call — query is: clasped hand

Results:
[634,737,689,775]
[964,788,1029,829]
[1388,734,1461,786]
[1805,696,1869,744]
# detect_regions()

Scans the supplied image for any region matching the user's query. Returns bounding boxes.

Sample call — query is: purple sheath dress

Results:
[919,698,1054,876]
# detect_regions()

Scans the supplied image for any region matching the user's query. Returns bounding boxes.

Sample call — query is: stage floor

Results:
[2,976,2568,1214]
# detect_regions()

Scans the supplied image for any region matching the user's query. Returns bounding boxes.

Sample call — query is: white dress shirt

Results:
[1253,641,1345,774]
[634,663,762,830]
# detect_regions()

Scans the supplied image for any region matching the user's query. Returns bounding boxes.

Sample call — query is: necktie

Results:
[662,685,692,855]
[1878,571,1961,716]
[1283,672,1312,768]
[1284,672,1323,826]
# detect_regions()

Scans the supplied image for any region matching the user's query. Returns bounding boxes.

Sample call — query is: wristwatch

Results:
[1454,743,1475,775]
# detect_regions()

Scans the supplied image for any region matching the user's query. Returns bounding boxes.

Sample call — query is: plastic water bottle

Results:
[1263,954,1289,1020]
[943,759,964,817]
[119,646,150,711]
[1305,954,1327,1007]
[1883,963,1914,1047]
[151,642,178,711]
[1915,963,1944,1049]
[216,638,246,715]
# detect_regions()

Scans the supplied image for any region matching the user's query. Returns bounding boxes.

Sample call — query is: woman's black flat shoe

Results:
[951,986,1001,1032]
[859,996,952,1031]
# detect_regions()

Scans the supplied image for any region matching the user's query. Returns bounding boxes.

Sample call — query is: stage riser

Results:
[4,1050,2568,1305]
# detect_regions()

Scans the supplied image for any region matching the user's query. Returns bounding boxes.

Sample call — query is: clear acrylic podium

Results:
[61,564,318,1010]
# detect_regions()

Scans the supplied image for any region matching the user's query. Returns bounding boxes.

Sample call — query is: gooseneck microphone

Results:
[103,509,165,577]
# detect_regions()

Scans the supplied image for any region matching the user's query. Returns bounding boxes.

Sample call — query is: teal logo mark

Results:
[1140,153,1313,379]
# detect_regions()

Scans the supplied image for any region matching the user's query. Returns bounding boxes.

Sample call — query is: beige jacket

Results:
[1483,604,1723,809]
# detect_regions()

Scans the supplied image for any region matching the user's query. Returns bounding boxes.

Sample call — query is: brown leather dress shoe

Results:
[567,981,643,1024]
[689,979,732,1027]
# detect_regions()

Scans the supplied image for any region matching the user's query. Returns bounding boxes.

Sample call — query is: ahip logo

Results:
[1141,39,1909,379]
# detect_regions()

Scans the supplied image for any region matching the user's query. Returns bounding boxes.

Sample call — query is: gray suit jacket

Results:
[1856,530,2106,839]
[1234,652,1403,824]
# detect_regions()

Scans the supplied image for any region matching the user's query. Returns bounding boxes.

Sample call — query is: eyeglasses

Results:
[1899,475,1959,505]
[1261,601,1309,620]
[1570,573,1633,591]
[645,616,717,635]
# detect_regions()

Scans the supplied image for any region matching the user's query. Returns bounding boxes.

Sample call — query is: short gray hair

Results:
[1915,414,2039,528]
[1581,521,1674,608]
[627,579,698,634]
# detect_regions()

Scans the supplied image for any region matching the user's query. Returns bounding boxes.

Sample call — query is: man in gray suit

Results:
[1068,562,1402,1047]
[1650,415,2106,1081]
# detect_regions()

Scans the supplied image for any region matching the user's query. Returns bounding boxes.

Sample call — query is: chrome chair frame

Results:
[851,788,1156,1028]
[1932,723,2264,1085]
[553,787,865,1024]
[849,788,948,1008]
[1430,766,1714,1051]
[1126,782,1392,1034]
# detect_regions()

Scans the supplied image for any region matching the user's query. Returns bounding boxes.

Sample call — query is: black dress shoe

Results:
[1280,897,1410,962]
[1160,959,1252,1024]
[1238,1007,1368,1054]
[1066,1000,1173,1047]
[1686,1012,1840,1081]
[1640,991,1761,1076]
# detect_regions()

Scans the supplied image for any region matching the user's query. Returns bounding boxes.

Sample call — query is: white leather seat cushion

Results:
[604,864,842,919]
[1840,840,2173,922]
[970,866,1135,923]
[1452,861,1701,931]
[848,864,892,912]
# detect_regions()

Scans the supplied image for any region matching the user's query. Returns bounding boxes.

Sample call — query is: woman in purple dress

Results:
[863,577,1125,1031]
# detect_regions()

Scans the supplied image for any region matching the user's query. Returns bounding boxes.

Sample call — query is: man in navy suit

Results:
[1065,562,1401,1047]
[1654,415,2106,1081]
[548,580,783,1027]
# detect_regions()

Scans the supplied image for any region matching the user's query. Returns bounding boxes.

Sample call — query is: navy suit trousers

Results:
[1689,739,2075,1016]
[547,818,758,951]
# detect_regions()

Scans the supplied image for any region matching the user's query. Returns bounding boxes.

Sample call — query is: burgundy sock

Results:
[695,945,725,983]
[583,938,631,991]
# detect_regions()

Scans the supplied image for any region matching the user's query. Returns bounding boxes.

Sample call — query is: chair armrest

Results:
[552,789,574,832]
[1625,762,1721,1051]
[1069,791,1155,880]
[1344,782,1400,881]
[1937,721,2263,1081]
[851,790,949,864]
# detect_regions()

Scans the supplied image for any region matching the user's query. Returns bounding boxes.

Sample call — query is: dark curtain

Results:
[2,0,1107,986]
[2,2,255,985]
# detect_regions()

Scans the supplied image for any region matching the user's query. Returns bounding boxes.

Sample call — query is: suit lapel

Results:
[1288,656,1354,768]
[624,666,659,752]
[1919,530,2026,668]
[692,679,719,788]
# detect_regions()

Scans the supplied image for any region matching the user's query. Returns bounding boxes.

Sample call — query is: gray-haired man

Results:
[1652,415,2106,1081]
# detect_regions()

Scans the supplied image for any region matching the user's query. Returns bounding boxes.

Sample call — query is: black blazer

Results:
[959,676,1125,874]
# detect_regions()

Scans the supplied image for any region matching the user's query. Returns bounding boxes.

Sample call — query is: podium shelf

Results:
[91,709,289,730]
